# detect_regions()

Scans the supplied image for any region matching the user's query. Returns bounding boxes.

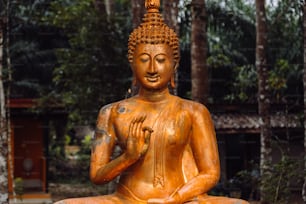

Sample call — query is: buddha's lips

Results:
[145,75,160,82]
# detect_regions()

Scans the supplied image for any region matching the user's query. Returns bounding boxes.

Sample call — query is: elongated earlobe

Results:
[132,76,137,86]
[170,74,176,89]
[174,63,179,71]
[171,63,178,89]
[130,75,139,96]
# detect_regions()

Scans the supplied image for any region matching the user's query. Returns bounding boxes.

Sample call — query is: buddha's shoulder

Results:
[176,97,210,113]
[98,98,138,115]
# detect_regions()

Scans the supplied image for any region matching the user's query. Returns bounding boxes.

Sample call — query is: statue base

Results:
[55,193,249,204]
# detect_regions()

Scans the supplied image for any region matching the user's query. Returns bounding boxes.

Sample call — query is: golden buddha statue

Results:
[55,0,249,203]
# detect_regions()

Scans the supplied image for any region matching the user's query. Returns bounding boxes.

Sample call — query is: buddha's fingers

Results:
[141,126,153,155]
[126,115,149,159]
[135,115,147,140]
[142,126,153,134]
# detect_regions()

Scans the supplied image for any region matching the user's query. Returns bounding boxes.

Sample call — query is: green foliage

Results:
[268,59,290,101]
[207,0,256,65]
[14,177,24,200]
[226,161,260,200]
[204,1,257,103]
[43,0,131,124]
[266,0,303,103]
[260,155,304,204]
[179,0,258,102]
[65,135,71,145]
[74,153,91,181]
[79,134,92,155]
[207,45,231,69]
[205,0,303,103]
[8,0,67,99]
[267,0,303,63]
[225,64,257,102]
[7,0,304,106]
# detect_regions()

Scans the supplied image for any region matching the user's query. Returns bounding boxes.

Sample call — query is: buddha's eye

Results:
[156,55,166,63]
[139,55,150,63]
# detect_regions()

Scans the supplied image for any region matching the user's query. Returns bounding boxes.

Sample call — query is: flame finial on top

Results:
[145,0,160,13]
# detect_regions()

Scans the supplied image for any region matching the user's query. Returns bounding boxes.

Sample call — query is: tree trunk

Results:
[256,0,271,203]
[129,0,145,96]
[302,0,306,202]
[191,0,208,104]
[131,0,145,28]
[94,0,106,13]
[104,0,113,16]
[162,0,179,95]
[0,18,8,203]
[94,0,113,16]
[162,0,179,34]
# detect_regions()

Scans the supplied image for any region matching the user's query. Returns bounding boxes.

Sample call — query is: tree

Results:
[191,0,208,104]
[104,0,113,15]
[162,0,179,95]
[255,0,271,203]
[94,0,107,14]
[6,0,68,100]
[303,0,306,202]
[162,0,179,38]
[266,0,303,104]
[132,0,145,28]
[45,0,131,124]
[0,13,8,204]
[206,0,257,103]
[129,0,145,96]
[94,0,114,16]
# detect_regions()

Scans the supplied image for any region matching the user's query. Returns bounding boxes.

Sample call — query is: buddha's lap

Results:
[54,194,249,204]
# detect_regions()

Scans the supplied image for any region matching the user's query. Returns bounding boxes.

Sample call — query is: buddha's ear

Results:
[130,67,138,86]
[170,74,176,89]
[132,77,137,86]
[174,62,179,71]
[130,64,136,77]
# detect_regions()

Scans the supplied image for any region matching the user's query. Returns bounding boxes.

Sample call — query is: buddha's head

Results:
[128,0,180,67]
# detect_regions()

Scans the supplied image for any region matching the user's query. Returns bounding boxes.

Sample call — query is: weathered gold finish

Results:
[55,1,249,203]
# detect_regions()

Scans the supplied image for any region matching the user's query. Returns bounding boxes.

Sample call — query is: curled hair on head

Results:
[128,3,180,67]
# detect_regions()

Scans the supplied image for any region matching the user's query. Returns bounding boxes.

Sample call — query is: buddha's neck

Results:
[137,88,171,103]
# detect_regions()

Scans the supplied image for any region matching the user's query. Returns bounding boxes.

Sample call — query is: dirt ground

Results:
[49,182,108,202]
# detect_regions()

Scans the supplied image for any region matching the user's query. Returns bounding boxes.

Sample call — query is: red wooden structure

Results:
[8,99,66,202]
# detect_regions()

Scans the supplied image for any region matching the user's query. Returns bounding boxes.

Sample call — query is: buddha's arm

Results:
[176,104,220,202]
[90,105,139,185]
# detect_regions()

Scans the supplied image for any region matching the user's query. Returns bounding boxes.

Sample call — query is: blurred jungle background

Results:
[0,0,305,203]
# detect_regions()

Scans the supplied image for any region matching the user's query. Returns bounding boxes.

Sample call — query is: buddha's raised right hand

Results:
[125,115,153,161]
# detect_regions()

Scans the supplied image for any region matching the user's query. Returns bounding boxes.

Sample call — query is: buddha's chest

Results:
[112,102,191,149]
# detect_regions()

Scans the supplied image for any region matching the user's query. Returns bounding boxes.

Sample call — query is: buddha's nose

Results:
[148,61,157,74]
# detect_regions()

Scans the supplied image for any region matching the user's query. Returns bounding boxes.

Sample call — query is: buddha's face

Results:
[132,43,176,91]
